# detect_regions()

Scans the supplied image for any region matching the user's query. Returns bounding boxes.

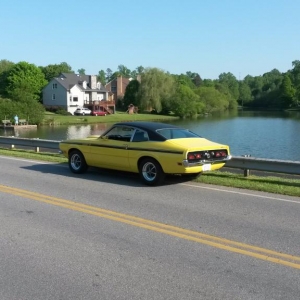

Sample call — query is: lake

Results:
[1,110,300,161]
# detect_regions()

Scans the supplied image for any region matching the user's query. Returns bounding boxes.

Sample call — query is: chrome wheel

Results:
[69,150,88,174]
[142,161,157,182]
[139,158,165,186]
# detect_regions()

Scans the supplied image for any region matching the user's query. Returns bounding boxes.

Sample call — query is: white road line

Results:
[0,155,54,164]
[182,183,300,203]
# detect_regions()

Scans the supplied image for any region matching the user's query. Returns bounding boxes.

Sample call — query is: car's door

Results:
[89,125,134,171]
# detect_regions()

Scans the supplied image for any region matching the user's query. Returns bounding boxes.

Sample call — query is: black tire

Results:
[69,150,88,174]
[139,158,165,186]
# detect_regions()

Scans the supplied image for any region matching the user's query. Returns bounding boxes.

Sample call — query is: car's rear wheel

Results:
[139,158,165,186]
[69,150,88,174]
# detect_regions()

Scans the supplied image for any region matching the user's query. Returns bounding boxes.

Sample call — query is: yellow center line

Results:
[1,184,300,270]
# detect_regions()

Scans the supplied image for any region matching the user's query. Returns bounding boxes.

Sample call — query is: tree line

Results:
[0,59,299,123]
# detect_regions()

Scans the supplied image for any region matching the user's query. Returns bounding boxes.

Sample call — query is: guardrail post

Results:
[35,146,40,152]
[244,169,250,177]
[243,155,251,177]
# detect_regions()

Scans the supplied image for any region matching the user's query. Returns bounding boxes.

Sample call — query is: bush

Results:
[56,108,72,115]
[0,98,45,124]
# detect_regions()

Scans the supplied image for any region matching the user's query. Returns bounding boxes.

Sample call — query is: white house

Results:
[42,73,109,115]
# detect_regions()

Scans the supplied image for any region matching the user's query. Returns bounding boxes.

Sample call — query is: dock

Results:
[0,125,37,129]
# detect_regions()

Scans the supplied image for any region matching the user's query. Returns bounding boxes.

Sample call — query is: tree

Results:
[170,85,203,118]
[40,62,73,81]
[218,72,239,101]
[262,69,283,91]
[244,75,264,99]
[0,97,45,124]
[238,82,252,106]
[5,61,47,101]
[136,66,145,75]
[195,86,228,113]
[138,68,175,112]
[0,60,15,96]
[97,70,106,85]
[280,75,296,108]
[106,68,113,82]
[202,79,215,87]
[117,65,131,77]
[192,74,203,87]
[123,79,140,109]
[214,83,238,110]
[0,59,14,74]
[291,60,300,104]
[172,74,195,89]
[77,68,86,75]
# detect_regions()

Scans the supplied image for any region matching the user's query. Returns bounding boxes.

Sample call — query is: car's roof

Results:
[111,121,184,141]
[115,121,182,131]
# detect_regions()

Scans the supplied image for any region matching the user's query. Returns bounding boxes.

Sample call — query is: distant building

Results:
[105,76,131,102]
[43,73,115,115]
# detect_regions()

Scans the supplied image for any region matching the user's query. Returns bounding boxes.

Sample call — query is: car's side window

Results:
[132,130,149,142]
[157,129,171,139]
[104,126,134,142]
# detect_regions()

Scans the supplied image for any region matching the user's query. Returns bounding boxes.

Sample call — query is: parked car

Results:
[91,110,107,116]
[59,122,231,186]
[74,107,91,116]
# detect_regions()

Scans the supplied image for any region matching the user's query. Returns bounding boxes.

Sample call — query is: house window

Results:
[111,86,117,92]
[52,83,57,89]
[70,96,72,101]
[52,94,56,100]
[73,97,78,102]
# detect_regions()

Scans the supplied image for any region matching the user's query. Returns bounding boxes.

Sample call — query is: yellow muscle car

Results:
[59,121,231,186]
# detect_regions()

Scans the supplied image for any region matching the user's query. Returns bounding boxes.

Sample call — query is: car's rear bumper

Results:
[182,155,232,167]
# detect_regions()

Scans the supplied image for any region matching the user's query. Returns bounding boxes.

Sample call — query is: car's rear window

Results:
[157,129,200,139]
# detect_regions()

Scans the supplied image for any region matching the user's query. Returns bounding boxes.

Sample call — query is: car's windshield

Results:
[157,128,200,139]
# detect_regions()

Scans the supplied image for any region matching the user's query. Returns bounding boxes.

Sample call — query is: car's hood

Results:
[168,138,228,150]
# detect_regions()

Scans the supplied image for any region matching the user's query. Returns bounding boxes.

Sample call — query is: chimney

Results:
[90,75,97,89]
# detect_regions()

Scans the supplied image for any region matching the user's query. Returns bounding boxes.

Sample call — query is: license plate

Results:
[202,164,211,171]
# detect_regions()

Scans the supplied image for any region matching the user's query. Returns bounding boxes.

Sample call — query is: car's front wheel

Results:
[139,158,165,186]
[69,150,88,174]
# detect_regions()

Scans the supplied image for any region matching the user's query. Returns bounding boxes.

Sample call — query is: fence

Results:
[0,136,299,176]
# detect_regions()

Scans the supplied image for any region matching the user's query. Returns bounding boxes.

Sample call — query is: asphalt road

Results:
[0,155,300,300]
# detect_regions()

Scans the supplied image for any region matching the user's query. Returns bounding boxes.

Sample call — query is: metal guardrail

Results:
[0,136,60,152]
[0,136,299,176]
[225,156,300,176]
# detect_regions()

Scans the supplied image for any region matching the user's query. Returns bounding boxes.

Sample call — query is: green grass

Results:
[1,148,300,197]
[196,171,300,197]
[0,148,67,163]
[42,111,178,125]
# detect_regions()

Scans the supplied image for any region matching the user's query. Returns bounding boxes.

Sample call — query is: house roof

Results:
[54,73,108,92]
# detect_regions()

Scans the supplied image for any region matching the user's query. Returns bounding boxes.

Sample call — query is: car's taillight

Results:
[215,151,226,157]
[188,153,195,160]
[187,149,228,162]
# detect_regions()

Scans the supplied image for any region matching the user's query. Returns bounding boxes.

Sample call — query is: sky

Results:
[1,0,299,80]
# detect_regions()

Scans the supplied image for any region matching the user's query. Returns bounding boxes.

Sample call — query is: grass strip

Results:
[196,171,300,197]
